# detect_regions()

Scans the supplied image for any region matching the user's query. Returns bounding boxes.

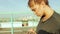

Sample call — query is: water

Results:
[0,21,38,28]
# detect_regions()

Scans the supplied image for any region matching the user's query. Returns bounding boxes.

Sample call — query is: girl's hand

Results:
[26,29,36,34]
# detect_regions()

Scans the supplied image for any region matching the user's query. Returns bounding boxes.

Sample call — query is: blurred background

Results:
[0,0,60,34]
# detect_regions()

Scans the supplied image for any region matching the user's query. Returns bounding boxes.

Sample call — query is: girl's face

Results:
[30,3,45,17]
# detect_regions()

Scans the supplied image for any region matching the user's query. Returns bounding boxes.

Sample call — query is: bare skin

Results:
[26,28,36,34]
[30,1,54,22]
[27,1,54,34]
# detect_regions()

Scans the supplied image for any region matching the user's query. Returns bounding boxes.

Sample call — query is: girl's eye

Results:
[32,9,36,11]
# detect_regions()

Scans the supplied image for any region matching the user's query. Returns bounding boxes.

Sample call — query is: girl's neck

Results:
[41,7,54,22]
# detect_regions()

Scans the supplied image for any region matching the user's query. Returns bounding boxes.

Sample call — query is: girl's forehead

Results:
[29,2,35,7]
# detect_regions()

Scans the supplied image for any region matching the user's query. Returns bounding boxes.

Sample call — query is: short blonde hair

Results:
[28,0,49,7]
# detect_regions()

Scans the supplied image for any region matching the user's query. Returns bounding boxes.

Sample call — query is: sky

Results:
[0,0,60,18]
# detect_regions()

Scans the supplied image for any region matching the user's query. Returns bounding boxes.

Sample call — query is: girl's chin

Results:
[36,14,43,17]
[36,15,41,17]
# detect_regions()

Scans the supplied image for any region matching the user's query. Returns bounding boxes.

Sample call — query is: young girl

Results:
[28,0,60,34]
